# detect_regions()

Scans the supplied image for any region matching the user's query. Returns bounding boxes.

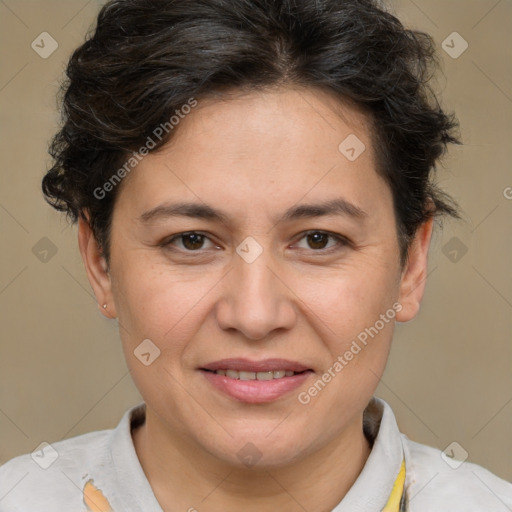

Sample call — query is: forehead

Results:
[175,86,373,157]
[114,86,391,225]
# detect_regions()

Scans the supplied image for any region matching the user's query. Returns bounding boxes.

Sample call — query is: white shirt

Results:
[0,396,510,511]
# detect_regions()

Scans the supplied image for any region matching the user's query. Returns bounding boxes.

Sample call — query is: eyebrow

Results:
[139,198,368,225]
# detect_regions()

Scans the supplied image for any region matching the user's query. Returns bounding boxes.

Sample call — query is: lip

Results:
[201,370,313,403]
[200,358,312,373]
[199,358,314,404]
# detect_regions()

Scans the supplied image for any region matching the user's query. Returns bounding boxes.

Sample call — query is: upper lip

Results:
[200,358,312,373]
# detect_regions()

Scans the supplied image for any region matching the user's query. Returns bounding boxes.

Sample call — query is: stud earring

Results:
[103,304,107,309]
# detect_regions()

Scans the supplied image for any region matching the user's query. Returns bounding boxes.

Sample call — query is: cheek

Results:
[111,256,216,347]
[111,263,210,398]
[289,260,400,386]
[293,260,400,334]
[296,272,398,414]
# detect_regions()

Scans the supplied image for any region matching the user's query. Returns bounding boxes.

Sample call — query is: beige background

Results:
[1,0,511,485]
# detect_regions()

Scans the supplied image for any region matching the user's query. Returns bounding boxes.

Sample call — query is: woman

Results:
[1,0,510,510]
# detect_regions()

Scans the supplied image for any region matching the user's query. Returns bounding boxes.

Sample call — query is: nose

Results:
[214,247,297,341]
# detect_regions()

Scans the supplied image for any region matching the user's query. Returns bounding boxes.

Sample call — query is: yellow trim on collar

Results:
[381,459,406,512]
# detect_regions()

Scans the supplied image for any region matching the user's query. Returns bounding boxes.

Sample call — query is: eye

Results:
[161,231,218,252]
[159,230,350,255]
[292,231,350,252]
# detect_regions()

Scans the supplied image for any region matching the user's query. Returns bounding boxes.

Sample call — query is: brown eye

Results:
[162,231,217,252]
[293,231,349,252]
[181,232,205,250]
[306,232,330,250]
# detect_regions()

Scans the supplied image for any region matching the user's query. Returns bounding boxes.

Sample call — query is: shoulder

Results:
[402,435,512,511]
[0,428,113,511]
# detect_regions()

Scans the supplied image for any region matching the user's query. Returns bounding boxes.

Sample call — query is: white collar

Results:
[108,396,404,511]
[331,397,405,511]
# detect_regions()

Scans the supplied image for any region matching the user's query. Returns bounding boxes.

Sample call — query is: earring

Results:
[103,304,107,309]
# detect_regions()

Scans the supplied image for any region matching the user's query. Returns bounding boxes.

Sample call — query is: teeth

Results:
[239,371,256,380]
[214,369,299,380]
[256,371,274,381]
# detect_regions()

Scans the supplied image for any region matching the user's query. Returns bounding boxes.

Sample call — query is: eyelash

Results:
[159,230,351,255]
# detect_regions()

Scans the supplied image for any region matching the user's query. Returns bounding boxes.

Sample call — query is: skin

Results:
[78,86,433,512]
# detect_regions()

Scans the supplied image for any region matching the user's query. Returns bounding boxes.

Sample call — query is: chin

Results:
[200,431,311,470]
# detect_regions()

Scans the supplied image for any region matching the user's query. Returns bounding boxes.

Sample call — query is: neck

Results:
[132,406,371,512]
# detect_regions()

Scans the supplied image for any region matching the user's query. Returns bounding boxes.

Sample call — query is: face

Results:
[80,86,432,469]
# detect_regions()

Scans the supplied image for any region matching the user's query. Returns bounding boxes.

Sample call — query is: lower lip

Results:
[201,370,313,403]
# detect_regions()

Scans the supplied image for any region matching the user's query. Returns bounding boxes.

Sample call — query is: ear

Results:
[396,217,434,323]
[77,213,117,319]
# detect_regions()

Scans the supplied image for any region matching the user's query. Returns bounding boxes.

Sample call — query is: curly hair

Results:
[42,0,460,267]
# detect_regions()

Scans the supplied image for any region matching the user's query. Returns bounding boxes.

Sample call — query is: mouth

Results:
[200,357,312,373]
[201,368,309,380]
[199,358,314,403]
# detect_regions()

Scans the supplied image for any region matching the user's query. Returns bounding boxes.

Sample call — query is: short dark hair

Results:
[42,0,460,267]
